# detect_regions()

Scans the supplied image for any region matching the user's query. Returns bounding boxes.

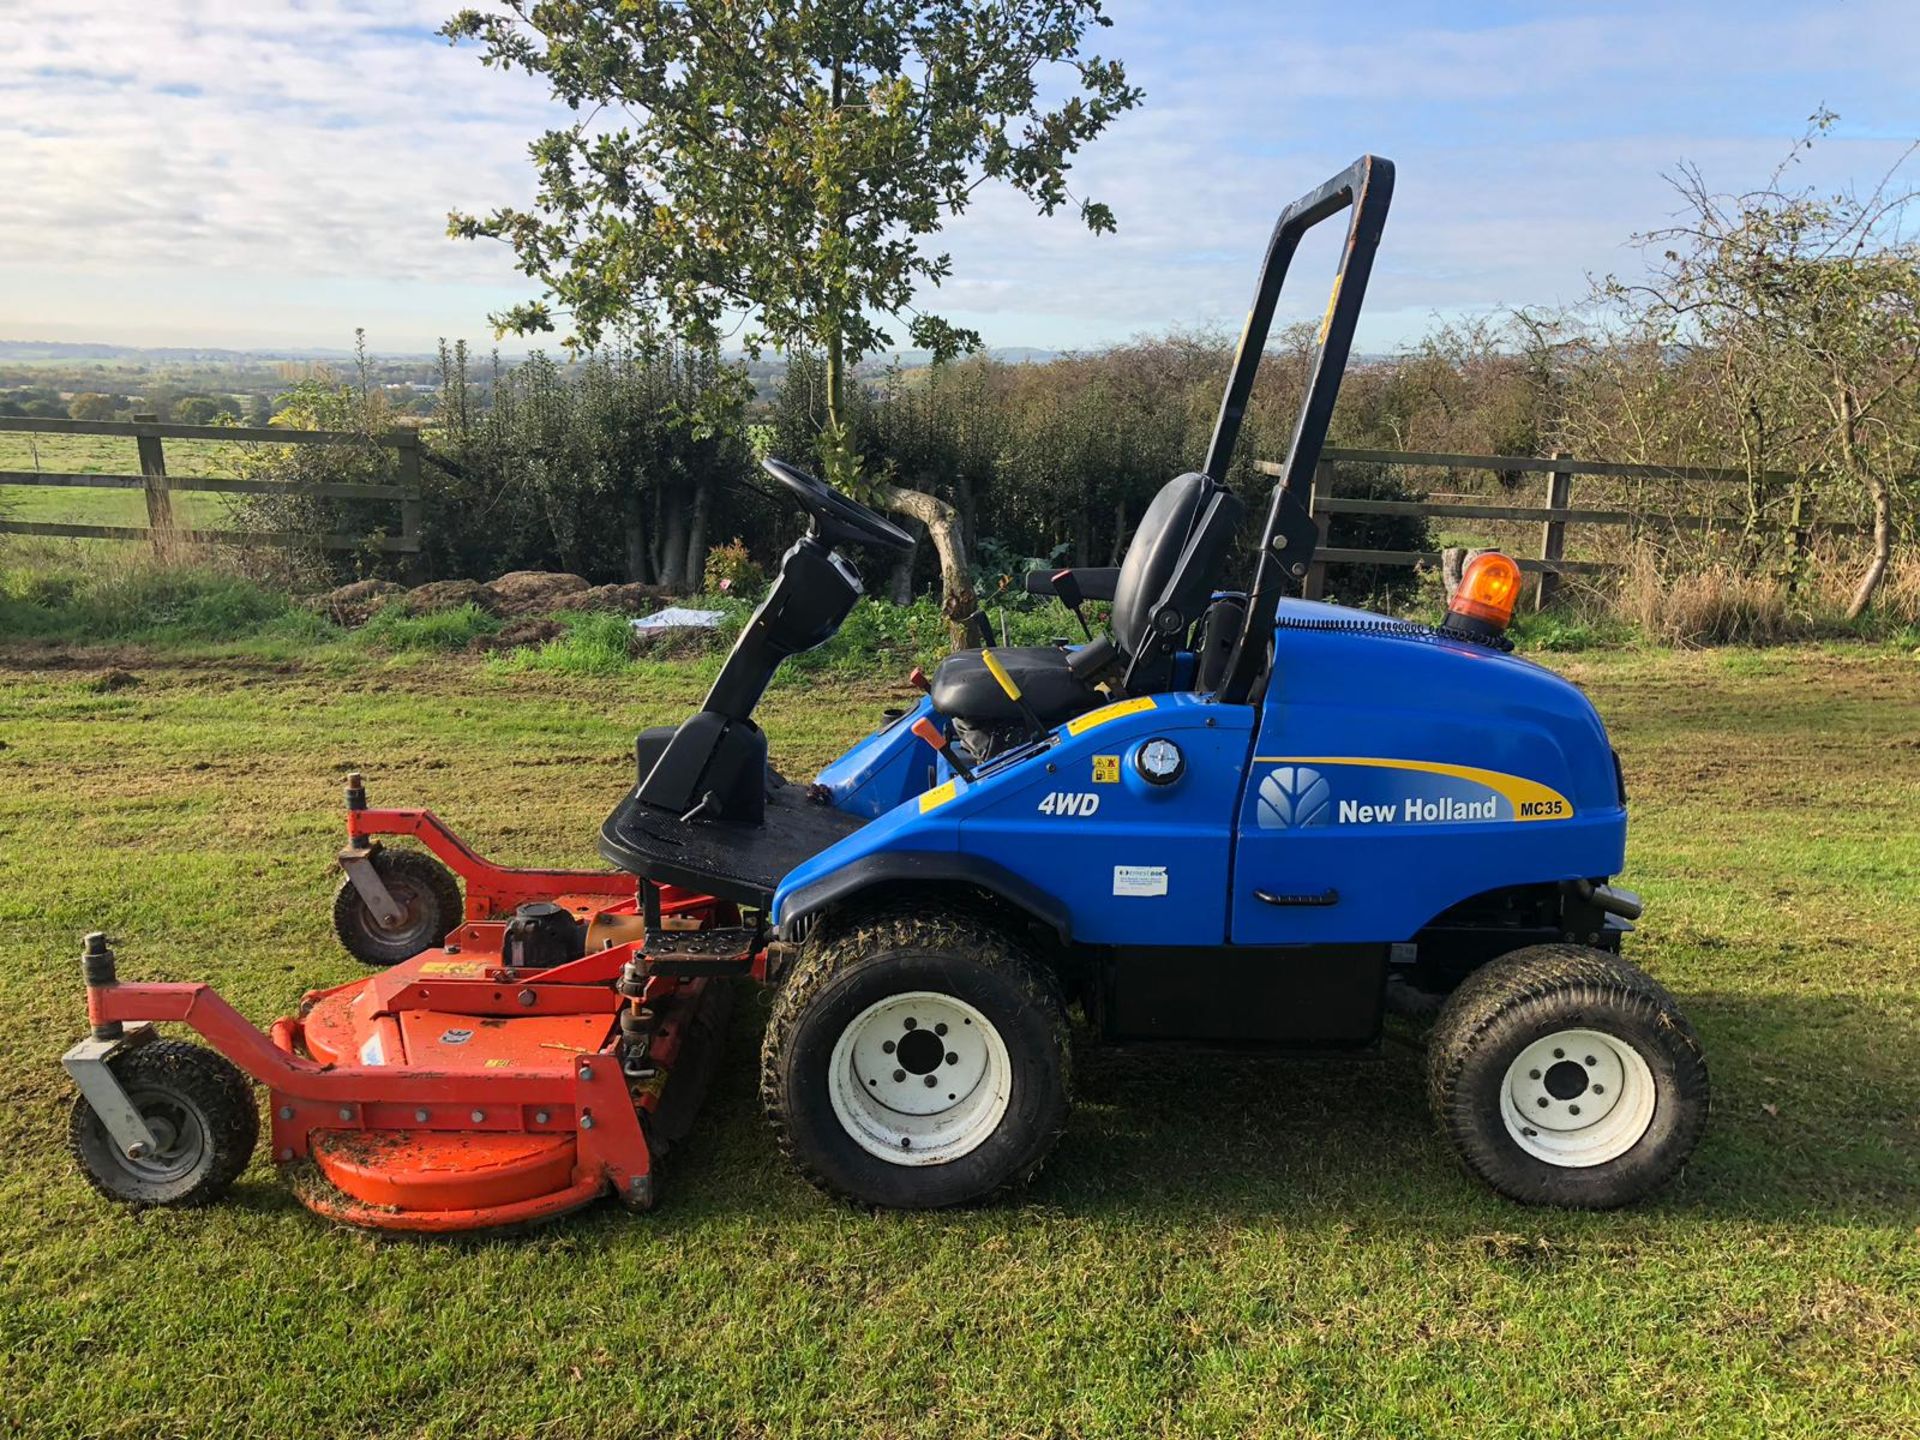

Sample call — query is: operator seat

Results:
[930,471,1243,733]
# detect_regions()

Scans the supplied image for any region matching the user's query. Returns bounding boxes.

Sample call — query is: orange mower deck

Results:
[78,800,755,1234]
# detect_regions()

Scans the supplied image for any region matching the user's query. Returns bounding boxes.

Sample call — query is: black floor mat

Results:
[598,780,868,906]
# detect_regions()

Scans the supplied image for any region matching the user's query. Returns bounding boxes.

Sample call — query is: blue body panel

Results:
[1229,599,1625,943]
[781,599,1626,947]
[810,694,940,818]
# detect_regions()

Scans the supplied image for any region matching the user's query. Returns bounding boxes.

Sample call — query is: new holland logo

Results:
[1256,765,1331,829]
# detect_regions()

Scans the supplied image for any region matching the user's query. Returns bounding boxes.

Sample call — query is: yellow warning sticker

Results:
[418,960,487,978]
[1092,755,1120,783]
[484,1058,513,1068]
[1065,695,1157,736]
[919,779,960,814]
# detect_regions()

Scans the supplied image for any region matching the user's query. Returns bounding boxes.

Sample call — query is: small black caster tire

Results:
[331,848,462,966]
[1428,944,1709,1209]
[760,903,1071,1210]
[68,1040,258,1207]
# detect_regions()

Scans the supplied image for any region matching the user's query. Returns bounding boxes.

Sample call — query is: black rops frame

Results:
[1209,154,1395,705]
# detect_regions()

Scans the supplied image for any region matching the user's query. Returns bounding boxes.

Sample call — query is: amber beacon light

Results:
[1442,551,1523,641]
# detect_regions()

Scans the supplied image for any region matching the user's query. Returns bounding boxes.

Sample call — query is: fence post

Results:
[393,428,424,575]
[132,413,175,556]
[1302,457,1333,601]
[1536,450,1572,611]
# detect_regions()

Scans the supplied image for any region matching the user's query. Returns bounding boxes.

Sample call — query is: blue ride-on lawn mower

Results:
[65,157,1707,1231]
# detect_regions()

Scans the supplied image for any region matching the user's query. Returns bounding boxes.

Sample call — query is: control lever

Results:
[910,715,976,783]
[981,648,1049,741]
[1051,568,1094,641]
[908,666,931,694]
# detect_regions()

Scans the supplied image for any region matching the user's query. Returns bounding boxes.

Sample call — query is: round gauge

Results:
[1135,737,1186,785]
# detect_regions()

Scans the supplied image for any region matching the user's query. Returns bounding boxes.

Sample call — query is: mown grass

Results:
[0,640,1916,1438]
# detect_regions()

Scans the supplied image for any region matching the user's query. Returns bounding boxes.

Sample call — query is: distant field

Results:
[1,431,252,530]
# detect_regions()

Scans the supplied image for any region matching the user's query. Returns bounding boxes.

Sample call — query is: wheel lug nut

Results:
[946,1052,959,1065]
[893,1069,906,1083]
[1528,1069,1540,1080]
[924,1075,937,1088]
[1553,1048,1564,1059]
[935,1023,948,1035]
[903,1018,917,1030]
[882,1040,895,1054]
[1569,1105,1582,1116]
[1585,1055,1597,1066]
[1537,1097,1549,1108]
[1592,1084,1604,1095]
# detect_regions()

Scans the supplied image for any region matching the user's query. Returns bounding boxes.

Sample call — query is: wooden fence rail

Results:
[0,415,423,554]
[1256,448,1805,607]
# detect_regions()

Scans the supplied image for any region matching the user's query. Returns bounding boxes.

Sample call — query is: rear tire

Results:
[331,848,462,966]
[1427,944,1709,1209]
[760,905,1070,1209]
[68,1040,258,1207]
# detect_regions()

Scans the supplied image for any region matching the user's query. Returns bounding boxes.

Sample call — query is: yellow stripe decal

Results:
[1252,756,1575,821]
[1316,273,1345,344]
[918,779,959,814]
[1065,694,1157,736]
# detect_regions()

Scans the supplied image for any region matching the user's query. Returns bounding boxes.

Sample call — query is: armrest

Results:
[1023,567,1120,602]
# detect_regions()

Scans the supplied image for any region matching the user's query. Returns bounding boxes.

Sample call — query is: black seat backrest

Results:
[1110,472,1244,694]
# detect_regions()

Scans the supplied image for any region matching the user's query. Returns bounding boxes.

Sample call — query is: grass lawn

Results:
[0,642,1916,1438]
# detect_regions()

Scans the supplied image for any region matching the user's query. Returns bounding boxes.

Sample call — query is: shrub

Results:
[703,538,766,598]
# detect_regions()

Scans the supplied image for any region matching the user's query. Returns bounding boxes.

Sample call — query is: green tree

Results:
[444,0,1141,634]
[67,393,117,422]
[173,396,227,426]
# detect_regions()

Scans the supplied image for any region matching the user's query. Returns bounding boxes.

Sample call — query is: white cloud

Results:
[0,0,1914,351]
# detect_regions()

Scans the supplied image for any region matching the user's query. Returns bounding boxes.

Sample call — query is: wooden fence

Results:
[1258,448,1807,607]
[0,415,422,554]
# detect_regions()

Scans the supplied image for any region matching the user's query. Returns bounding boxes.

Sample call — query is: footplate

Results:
[642,926,760,977]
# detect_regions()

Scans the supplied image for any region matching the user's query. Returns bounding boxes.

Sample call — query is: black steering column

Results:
[632,458,913,826]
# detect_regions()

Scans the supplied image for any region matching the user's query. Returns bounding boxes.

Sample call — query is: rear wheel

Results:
[331,848,462,966]
[1427,944,1709,1208]
[68,1040,258,1207]
[760,906,1070,1209]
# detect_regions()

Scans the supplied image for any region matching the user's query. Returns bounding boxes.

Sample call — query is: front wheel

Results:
[760,906,1070,1209]
[331,848,462,966]
[1427,944,1709,1209]
[68,1040,258,1207]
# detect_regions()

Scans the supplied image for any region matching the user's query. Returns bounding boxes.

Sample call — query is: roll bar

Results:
[1213,154,1395,704]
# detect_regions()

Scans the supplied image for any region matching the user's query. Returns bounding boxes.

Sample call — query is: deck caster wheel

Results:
[332,848,462,966]
[1427,944,1709,1209]
[68,1040,258,1207]
[760,906,1070,1209]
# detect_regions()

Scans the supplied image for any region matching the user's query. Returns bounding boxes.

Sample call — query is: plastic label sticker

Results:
[919,779,959,814]
[419,960,488,977]
[1113,865,1168,897]
[1092,755,1120,783]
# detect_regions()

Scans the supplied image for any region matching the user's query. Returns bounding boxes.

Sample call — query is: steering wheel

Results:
[760,457,916,554]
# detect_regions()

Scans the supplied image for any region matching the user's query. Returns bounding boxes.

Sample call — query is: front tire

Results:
[1427,944,1709,1209]
[68,1041,258,1207]
[760,906,1070,1209]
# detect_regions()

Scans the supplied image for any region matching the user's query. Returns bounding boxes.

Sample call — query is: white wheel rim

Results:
[827,991,1011,1166]
[1501,1027,1657,1168]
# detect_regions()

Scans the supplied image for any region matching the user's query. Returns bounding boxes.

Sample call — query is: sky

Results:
[0,0,1915,357]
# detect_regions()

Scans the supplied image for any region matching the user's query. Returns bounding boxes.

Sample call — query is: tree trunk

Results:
[622,486,652,583]
[887,531,919,605]
[685,473,712,591]
[656,481,690,591]
[1846,468,1892,620]
[877,481,975,646]
[1110,500,1128,566]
